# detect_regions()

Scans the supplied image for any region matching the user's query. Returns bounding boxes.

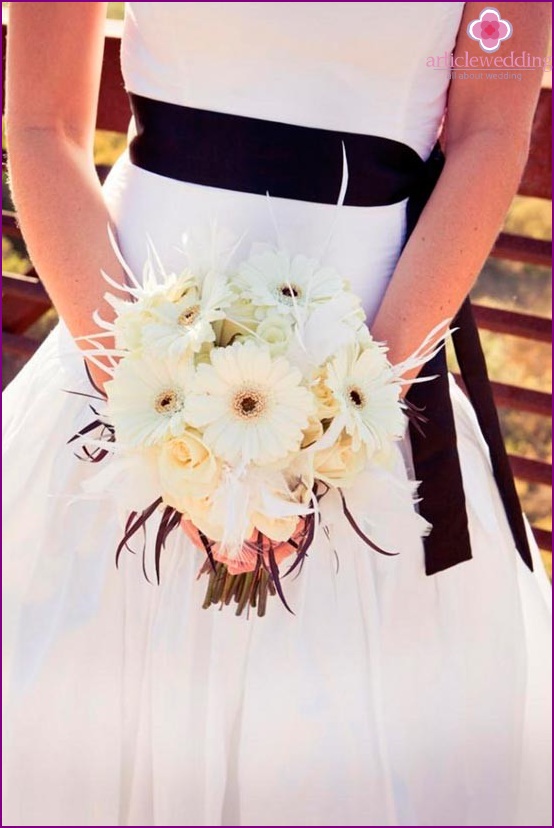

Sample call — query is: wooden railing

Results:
[2,18,552,554]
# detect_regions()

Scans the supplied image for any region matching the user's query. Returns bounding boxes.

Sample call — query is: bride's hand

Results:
[181,517,307,568]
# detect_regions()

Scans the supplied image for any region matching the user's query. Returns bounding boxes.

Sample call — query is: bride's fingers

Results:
[182,517,307,564]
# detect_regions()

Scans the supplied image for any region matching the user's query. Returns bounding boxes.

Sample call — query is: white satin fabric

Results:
[3,3,551,825]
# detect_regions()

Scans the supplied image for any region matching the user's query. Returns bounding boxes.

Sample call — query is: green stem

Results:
[211,563,227,605]
[235,571,254,616]
[222,571,238,605]
[257,569,269,617]
[202,568,217,609]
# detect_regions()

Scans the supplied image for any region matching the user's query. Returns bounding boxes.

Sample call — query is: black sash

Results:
[127,92,534,575]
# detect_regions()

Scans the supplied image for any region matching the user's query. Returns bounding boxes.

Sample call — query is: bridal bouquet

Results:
[72,226,444,617]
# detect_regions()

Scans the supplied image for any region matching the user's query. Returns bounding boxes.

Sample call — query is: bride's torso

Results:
[104,2,465,320]
[122,1,464,158]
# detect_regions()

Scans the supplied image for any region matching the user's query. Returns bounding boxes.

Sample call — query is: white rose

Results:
[179,493,227,543]
[256,315,293,355]
[227,297,260,327]
[251,511,299,543]
[159,430,221,510]
[314,431,367,488]
[113,303,156,350]
[312,366,340,419]
[215,296,265,346]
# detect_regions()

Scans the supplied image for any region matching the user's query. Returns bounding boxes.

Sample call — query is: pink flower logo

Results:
[467,7,513,53]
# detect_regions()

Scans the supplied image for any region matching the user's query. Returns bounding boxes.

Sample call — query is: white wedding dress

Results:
[3,3,551,826]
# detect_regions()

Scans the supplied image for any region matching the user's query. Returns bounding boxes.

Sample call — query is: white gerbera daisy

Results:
[186,341,315,466]
[141,268,231,359]
[326,344,405,457]
[103,271,196,351]
[233,249,344,318]
[105,354,195,447]
[91,228,225,352]
[93,229,200,350]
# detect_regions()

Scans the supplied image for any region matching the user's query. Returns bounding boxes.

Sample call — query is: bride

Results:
[3,2,552,826]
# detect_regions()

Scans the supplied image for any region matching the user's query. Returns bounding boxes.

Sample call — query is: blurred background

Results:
[2,3,552,574]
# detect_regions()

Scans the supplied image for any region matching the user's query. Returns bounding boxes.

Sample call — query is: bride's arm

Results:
[371,1,550,381]
[6,2,122,381]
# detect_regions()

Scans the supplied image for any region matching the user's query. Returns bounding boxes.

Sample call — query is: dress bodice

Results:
[122,2,465,159]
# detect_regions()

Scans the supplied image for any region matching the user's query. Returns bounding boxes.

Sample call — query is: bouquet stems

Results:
[199,560,275,617]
